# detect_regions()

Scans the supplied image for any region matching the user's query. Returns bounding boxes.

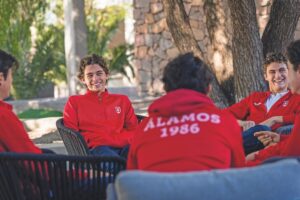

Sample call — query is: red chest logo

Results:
[282,101,288,107]
[115,106,121,114]
[254,102,262,106]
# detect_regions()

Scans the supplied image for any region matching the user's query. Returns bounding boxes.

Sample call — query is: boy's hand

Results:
[254,131,280,147]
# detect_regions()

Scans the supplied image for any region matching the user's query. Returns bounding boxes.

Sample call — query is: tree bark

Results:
[203,0,234,104]
[162,0,229,107]
[227,0,266,101]
[64,0,87,95]
[262,0,300,58]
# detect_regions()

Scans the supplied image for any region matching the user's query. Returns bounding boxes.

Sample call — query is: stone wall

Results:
[133,0,300,97]
[134,0,209,96]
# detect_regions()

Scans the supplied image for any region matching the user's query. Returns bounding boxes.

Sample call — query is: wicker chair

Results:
[56,115,146,156]
[0,152,126,200]
[135,114,146,123]
[56,118,90,156]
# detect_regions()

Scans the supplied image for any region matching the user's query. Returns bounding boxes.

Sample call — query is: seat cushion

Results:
[111,158,300,200]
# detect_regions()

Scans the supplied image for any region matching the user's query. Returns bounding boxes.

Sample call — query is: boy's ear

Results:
[206,84,212,94]
[0,72,3,81]
[264,73,268,81]
[79,77,85,84]
[297,66,300,76]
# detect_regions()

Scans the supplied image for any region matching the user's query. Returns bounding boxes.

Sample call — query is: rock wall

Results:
[133,0,300,97]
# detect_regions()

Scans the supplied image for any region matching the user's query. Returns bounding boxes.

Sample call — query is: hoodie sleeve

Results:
[280,115,300,156]
[223,112,246,168]
[63,96,80,131]
[0,109,41,153]
[225,94,252,121]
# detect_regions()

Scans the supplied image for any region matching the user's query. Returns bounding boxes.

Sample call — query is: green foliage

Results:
[18,108,62,119]
[108,44,135,82]
[86,4,135,81]
[0,0,135,99]
[0,0,66,99]
[0,0,46,59]
[13,25,66,99]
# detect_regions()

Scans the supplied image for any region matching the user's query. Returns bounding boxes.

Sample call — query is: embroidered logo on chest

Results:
[254,102,262,106]
[282,101,289,107]
[115,106,122,114]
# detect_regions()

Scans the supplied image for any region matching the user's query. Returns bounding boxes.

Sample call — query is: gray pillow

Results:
[110,159,300,200]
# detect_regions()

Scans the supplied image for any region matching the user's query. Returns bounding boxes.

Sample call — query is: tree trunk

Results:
[162,0,229,107]
[203,0,235,104]
[227,0,266,101]
[64,0,87,95]
[262,0,300,58]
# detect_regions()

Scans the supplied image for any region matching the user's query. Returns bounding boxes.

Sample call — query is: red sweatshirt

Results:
[63,90,138,149]
[0,101,41,153]
[248,115,300,166]
[226,91,300,130]
[127,89,245,172]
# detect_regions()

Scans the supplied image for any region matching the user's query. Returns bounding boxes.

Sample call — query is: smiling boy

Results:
[63,54,138,159]
[246,40,300,164]
[226,52,300,154]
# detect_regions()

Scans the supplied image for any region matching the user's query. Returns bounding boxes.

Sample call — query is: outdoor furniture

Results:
[107,158,300,200]
[56,118,90,156]
[0,152,126,200]
[56,115,146,156]
[135,114,146,123]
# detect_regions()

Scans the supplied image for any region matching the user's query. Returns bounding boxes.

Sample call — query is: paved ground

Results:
[37,142,67,155]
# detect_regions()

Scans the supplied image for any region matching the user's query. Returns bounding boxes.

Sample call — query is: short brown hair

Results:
[162,52,213,94]
[0,49,19,79]
[286,40,300,71]
[264,52,287,73]
[77,54,109,80]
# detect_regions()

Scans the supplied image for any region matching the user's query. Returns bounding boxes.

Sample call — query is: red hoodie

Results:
[63,90,138,148]
[0,101,41,153]
[247,114,300,166]
[226,91,300,130]
[127,89,245,172]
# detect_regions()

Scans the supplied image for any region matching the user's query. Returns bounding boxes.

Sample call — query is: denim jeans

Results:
[89,145,129,173]
[90,145,129,160]
[275,124,293,135]
[242,125,271,155]
[242,124,293,155]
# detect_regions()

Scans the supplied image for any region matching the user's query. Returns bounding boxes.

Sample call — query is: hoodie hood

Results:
[148,89,215,117]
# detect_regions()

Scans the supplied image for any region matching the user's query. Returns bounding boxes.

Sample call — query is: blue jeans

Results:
[242,125,271,155]
[242,124,293,155]
[90,145,129,160]
[275,124,293,135]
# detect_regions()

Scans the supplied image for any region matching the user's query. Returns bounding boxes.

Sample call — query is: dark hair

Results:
[263,52,287,73]
[0,49,19,79]
[286,40,300,71]
[162,52,213,94]
[77,54,109,80]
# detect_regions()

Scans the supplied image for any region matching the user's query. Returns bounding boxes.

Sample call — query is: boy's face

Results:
[0,68,13,100]
[264,62,288,93]
[81,64,108,93]
[287,61,300,94]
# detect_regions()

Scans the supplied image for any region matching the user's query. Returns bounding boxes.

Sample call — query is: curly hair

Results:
[286,40,300,71]
[0,49,19,79]
[77,54,109,80]
[263,52,287,73]
[162,52,213,94]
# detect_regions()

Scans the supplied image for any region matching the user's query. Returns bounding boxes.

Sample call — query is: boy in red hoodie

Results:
[247,39,300,165]
[0,49,41,153]
[226,52,300,154]
[127,53,245,172]
[63,54,138,159]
